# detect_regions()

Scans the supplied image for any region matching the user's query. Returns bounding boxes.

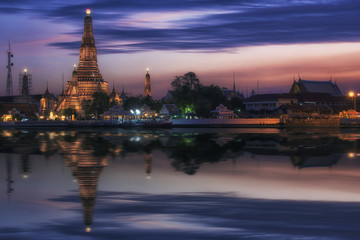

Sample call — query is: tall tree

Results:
[81,92,111,119]
[91,92,111,118]
[170,72,226,118]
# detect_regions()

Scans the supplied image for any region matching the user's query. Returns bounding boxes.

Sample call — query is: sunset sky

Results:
[0,0,359,99]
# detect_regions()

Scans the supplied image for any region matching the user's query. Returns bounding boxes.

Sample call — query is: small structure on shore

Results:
[159,104,179,118]
[102,105,131,123]
[0,103,38,121]
[210,104,236,119]
[141,104,156,119]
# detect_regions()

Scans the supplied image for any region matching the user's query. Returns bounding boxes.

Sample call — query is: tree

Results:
[61,108,75,119]
[171,72,200,91]
[170,72,200,114]
[80,92,111,119]
[197,84,226,117]
[170,72,226,118]
[124,96,142,111]
[81,99,92,119]
[230,97,244,113]
[91,92,110,118]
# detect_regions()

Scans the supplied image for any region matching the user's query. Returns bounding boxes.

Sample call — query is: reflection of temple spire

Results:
[19,153,31,179]
[144,153,152,179]
[6,154,14,198]
[75,165,102,232]
[57,136,109,232]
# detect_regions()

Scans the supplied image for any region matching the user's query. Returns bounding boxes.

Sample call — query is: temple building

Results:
[109,84,122,106]
[120,86,128,102]
[39,86,56,119]
[144,68,151,97]
[15,69,35,104]
[56,9,109,116]
[290,77,343,96]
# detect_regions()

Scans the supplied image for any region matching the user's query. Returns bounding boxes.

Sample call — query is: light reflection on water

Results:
[1,128,360,239]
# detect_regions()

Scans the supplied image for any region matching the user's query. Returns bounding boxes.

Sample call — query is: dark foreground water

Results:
[1,127,360,239]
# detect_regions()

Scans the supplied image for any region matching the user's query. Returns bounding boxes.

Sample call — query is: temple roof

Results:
[109,85,119,99]
[42,87,55,99]
[102,105,130,116]
[160,104,179,115]
[244,93,296,102]
[290,79,343,96]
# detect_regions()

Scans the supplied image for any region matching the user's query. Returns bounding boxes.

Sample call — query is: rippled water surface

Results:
[1,127,360,239]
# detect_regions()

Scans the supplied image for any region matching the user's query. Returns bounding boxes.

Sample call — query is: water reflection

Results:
[0,128,359,175]
[6,154,14,196]
[57,134,109,232]
[1,128,360,236]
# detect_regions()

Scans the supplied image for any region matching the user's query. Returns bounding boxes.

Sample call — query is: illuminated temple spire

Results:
[77,8,103,82]
[55,8,109,116]
[144,68,151,97]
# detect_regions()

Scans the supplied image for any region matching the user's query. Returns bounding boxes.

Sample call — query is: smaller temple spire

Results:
[232,72,236,97]
[144,68,151,97]
[62,72,65,94]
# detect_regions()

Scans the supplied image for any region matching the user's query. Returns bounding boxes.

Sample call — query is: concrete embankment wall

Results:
[170,118,280,127]
[340,118,360,126]
[286,118,340,126]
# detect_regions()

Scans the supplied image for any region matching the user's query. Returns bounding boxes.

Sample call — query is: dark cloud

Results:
[48,41,80,50]
[0,7,26,13]
[4,0,356,53]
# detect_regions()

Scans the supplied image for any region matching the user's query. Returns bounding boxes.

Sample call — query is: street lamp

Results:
[348,91,360,112]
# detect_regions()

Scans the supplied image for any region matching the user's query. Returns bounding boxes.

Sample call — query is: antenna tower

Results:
[6,42,14,96]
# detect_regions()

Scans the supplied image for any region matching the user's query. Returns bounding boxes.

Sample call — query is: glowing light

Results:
[24,69,27,73]
[348,152,355,158]
[349,91,355,97]
[86,8,91,15]
[86,226,91,232]
[146,68,149,72]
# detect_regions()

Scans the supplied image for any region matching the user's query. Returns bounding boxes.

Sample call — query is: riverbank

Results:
[169,118,280,128]
[2,117,360,128]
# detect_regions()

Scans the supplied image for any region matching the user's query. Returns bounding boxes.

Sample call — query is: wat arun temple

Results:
[55,9,110,116]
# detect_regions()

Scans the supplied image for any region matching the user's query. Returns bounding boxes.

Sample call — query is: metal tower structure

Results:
[6,42,14,96]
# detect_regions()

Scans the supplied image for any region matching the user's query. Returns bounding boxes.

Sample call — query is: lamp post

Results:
[349,91,356,112]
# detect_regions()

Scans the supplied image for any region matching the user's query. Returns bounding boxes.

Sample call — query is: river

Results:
[0,127,360,239]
